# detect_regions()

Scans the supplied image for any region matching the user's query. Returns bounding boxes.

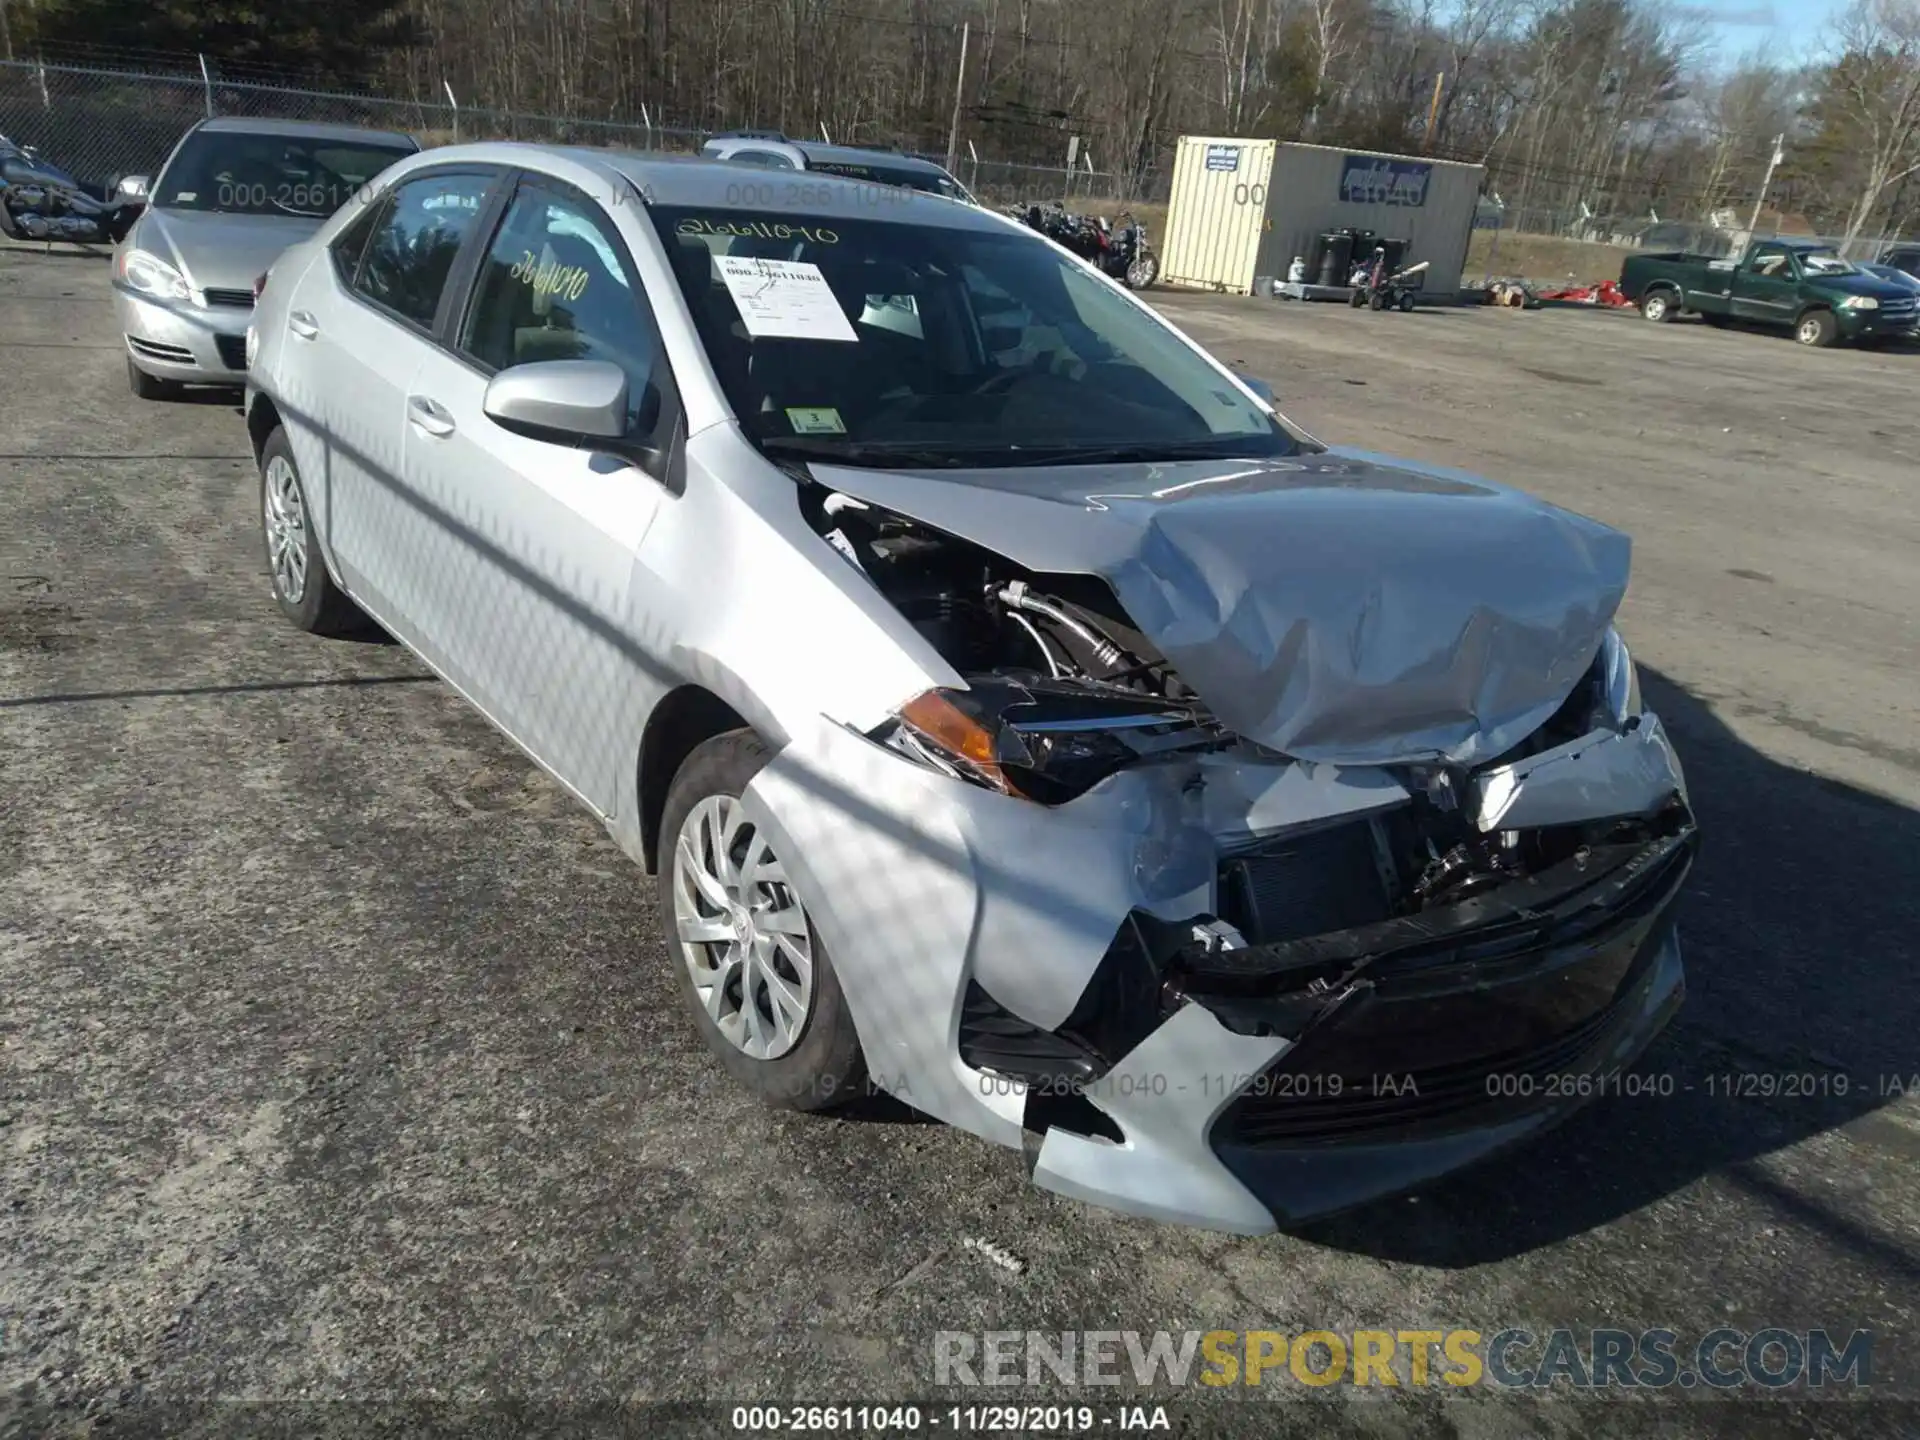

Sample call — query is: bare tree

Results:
[1818,0,1920,251]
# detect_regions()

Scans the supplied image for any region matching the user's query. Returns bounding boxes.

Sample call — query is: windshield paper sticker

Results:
[717,256,857,341]
[785,407,846,434]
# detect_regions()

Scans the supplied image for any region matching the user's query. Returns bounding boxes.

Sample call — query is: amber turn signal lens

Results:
[897,690,1016,794]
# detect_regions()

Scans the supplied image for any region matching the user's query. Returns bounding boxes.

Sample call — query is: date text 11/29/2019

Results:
[730,1404,1171,1431]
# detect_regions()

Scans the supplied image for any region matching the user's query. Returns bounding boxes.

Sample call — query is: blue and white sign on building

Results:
[1340,155,1432,207]
[1205,144,1241,173]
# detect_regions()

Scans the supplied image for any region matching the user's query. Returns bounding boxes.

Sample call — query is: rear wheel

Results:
[127,356,180,401]
[1640,290,1677,323]
[658,730,866,1111]
[259,427,367,635]
[1795,309,1837,347]
[1397,291,1416,312]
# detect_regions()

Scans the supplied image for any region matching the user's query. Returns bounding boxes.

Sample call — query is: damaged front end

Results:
[783,476,1694,1232]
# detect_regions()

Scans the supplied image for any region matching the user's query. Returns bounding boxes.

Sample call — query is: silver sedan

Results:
[243,144,1695,1234]
[113,117,416,399]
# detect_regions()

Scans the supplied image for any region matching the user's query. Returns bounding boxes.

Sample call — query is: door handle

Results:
[287,310,319,340]
[407,395,455,438]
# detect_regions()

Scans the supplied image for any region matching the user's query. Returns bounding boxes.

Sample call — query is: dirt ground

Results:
[2,245,1918,1438]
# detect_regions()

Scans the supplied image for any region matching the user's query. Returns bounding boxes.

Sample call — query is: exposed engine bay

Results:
[804,484,1666,941]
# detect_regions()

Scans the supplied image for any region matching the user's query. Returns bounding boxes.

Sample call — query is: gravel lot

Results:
[3,245,1917,1439]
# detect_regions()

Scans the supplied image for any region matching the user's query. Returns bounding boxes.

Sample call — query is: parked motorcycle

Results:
[1104,212,1158,289]
[1006,200,1158,289]
[0,134,146,247]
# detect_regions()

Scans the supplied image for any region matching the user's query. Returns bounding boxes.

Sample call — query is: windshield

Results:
[1799,250,1856,276]
[155,131,415,218]
[652,207,1302,467]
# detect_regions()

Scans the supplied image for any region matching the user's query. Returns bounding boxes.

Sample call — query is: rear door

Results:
[285,166,503,616]
[1731,243,1800,324]
[397,171,683,813]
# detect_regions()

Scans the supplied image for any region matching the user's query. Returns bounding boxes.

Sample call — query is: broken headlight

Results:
[880,677,1208,803]
[1597,626,1642,727]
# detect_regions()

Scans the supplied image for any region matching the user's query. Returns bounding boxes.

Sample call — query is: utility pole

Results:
[1745,133,1785,243]
[945,21,970,175]
[1424,72,1446,153]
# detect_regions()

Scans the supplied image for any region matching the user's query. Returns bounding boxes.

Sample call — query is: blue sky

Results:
[1692,0,1848,63]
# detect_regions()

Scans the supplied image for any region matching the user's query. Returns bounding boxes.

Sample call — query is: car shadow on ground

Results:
[1293,665,1919,1268]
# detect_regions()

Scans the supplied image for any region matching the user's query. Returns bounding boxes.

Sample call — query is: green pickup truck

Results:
[1620,239,1918,347]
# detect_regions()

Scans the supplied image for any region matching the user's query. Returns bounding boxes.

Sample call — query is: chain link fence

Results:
[0,55,1151,214]
[0,56,715,186]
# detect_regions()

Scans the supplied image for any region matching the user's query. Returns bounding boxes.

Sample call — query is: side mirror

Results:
[1236,372,1277,407]
[117,174,150,201]
[485,358,633,447]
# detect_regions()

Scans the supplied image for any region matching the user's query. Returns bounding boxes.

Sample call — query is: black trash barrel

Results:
[1316,231,1353,287]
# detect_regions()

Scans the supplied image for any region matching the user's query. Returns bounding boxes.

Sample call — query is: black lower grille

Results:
[1214,992,1636,1144]
[1208,829,1692,1147]
[203,288,255,308]
[214,333,247,370]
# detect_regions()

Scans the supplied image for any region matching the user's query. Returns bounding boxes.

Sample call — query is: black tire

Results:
[1397,291,1416,312]
[1368,290,1386,311]
[127,355,180,401]
[1795,309,1838,347]
[656,730,867,1112]
[1349,289,1366,308]
[1641,289,1677,323]
[258,426,366,635]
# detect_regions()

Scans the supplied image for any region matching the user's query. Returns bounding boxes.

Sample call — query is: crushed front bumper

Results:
[742,707,1693,1234]
[114,283,251,383]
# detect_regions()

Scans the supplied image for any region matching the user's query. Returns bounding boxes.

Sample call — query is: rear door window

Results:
[351,171,494,329]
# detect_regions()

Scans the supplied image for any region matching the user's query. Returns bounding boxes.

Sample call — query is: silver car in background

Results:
[243,144,1696,1234]
[113,118,417,399]
[701,131,979,204]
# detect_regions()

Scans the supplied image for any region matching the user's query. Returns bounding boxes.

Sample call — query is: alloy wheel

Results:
[263,454,309,603]
[672,795,815,1060]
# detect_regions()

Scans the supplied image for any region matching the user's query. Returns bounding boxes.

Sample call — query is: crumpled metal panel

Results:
[811,447,1631,766]
[1470,712,1686,832]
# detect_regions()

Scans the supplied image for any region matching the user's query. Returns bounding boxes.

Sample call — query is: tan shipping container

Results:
[1159,136,1278,294]
[1162,138,1485,298]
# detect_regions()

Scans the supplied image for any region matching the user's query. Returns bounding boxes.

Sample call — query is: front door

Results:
[398,174,680,814]
[1732,243,1800,323]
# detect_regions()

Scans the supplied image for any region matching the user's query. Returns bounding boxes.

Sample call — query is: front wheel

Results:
[1795,310,1838,347]
[1397,291,1416,312]
[1641,290,1677,323]
[127,356,180,401]
[1125,250,1158,289]
[658,730,866,1111]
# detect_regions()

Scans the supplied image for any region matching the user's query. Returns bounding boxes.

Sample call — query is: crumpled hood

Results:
[137,207,320,293]
[812,447,1631,767]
